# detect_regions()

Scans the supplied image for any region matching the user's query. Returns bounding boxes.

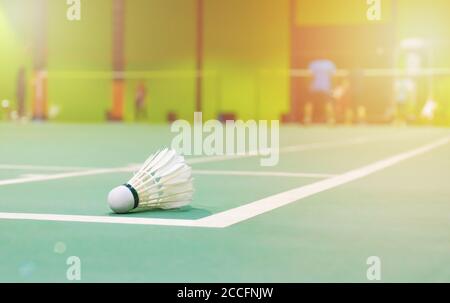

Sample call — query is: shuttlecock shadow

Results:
[108,205,212,220]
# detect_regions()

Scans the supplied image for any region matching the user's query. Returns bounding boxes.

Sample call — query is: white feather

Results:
[108,149,194,213]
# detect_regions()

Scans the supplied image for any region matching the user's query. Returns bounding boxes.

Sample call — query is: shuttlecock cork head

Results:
[107,148,194,214]
[107,185,139,214]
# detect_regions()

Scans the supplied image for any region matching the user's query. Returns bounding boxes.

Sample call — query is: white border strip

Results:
[0,136,448,228]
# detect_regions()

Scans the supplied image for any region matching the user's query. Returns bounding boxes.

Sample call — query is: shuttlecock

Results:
[108,148,194,214]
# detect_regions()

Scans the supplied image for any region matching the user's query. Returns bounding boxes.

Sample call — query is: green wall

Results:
[46,0,112,122]
[124,0,290,122]
[3,0,447,123]
[0,0,291,123]
[204,0,290,121]
[124,0,197,123]
[0,0,33,118]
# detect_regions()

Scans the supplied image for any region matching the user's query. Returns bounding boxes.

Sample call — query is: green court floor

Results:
[0,123,449,282]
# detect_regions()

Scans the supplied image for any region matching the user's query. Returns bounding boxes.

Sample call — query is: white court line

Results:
[20,174,51,179]
[197,136,450,228]
[0,136,371,187]
[187,137,371,164]
[0,164,96,171]
[0,167,131,186]
[0,213,206,227]
[193,170,335,179]
[0,136,448,227]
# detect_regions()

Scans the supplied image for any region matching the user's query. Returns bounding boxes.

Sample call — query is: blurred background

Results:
[0,0,449,125]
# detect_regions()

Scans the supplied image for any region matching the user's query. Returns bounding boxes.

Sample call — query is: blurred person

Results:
[1,99,11,121]
[392,77,417,124]
[16,67,27,119]
[333,78,351,124]
[349,68,366,124]
[32,70,47,121]
[135,81,148,121]
[333,68,366,124]
[306,59,336,124]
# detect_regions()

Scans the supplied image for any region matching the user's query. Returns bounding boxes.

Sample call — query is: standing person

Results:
[135,81,148,121]
[306,59,336,124]
[333,78,351,123]
[393,77,416,124]
[16,67,27,119]
[349,68,366,124]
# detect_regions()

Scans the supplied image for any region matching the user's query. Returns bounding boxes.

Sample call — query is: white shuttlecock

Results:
[108,148,194,214]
